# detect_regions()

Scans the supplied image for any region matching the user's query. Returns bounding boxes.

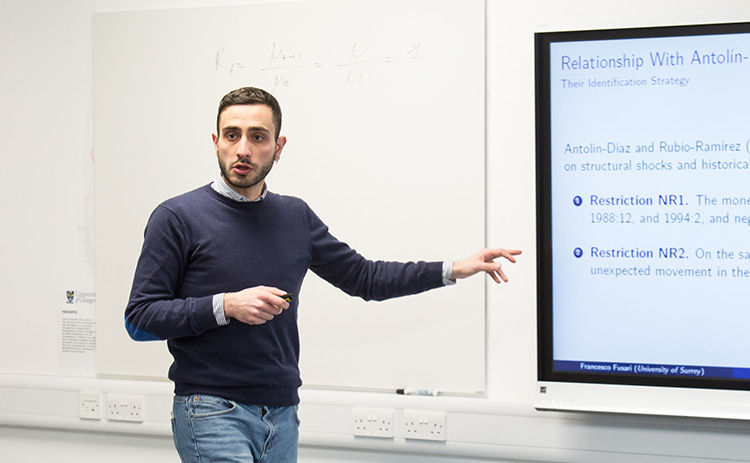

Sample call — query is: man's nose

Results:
[237,136,251,156]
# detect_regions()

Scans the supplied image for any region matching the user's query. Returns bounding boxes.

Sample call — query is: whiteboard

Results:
[93,0,486,394]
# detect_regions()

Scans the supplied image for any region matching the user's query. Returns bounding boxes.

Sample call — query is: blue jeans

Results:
[171,395,299,463]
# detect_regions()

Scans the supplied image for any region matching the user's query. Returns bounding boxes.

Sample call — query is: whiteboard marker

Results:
[396,388,439,396]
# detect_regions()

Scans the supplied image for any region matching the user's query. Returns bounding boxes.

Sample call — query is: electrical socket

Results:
[403,409,446,441]
[106,393,144,422]
[79,392,103,420]
[352,407,394,438]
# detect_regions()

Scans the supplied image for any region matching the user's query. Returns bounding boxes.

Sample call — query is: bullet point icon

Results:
[573,196,582,206]
[574,247,583,258]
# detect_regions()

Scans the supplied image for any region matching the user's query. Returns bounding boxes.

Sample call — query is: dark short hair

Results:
[216,87,283,139]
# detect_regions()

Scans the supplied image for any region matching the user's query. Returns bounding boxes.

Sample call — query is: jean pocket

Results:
[186,395,237,419]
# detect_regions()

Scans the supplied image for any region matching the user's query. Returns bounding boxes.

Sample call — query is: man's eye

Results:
[225,133,237,140]
[253,134,265,141]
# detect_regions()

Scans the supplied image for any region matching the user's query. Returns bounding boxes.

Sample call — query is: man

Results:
[125,86,520,463]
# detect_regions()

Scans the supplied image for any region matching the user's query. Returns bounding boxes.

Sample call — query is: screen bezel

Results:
[535,21,750,392]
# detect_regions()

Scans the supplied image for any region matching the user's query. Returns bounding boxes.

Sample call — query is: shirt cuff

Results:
[213,293,230,326]
[442,261,456,286]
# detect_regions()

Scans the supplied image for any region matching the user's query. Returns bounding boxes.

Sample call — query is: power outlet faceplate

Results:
[352,407,395,438]
[79,392,103,420]
[403,409,447,441]
[106,393,144,422]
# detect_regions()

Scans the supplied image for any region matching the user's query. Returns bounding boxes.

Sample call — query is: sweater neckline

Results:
[205,184,273,207]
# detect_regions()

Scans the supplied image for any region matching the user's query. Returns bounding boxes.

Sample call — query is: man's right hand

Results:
[223,286,291,325]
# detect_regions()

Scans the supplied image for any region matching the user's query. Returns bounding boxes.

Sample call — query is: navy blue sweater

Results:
[125,185,444,406]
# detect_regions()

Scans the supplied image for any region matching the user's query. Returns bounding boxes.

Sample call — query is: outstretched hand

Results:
[451,248,521,284]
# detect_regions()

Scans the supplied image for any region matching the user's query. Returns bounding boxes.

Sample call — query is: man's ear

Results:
[274,135,287,162]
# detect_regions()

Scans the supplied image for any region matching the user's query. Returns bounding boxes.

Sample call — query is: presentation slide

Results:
[543,24,750,384]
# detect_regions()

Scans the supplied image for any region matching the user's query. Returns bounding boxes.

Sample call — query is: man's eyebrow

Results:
[221,125,272,134]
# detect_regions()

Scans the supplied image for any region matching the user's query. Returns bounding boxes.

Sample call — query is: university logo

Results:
[66,291,75,304]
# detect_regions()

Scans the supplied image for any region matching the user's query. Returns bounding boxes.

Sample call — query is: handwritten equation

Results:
[215,42,423,92]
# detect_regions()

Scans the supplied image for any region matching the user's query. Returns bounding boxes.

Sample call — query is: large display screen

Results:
[536,22,750,394]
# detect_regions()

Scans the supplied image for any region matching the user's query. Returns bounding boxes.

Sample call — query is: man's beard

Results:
[219,158,274,192]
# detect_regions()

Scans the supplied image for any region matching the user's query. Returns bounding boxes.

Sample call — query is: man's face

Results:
[212,104,286,200]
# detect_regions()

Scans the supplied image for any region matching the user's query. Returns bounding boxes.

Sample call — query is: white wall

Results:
[2,0,750,462]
